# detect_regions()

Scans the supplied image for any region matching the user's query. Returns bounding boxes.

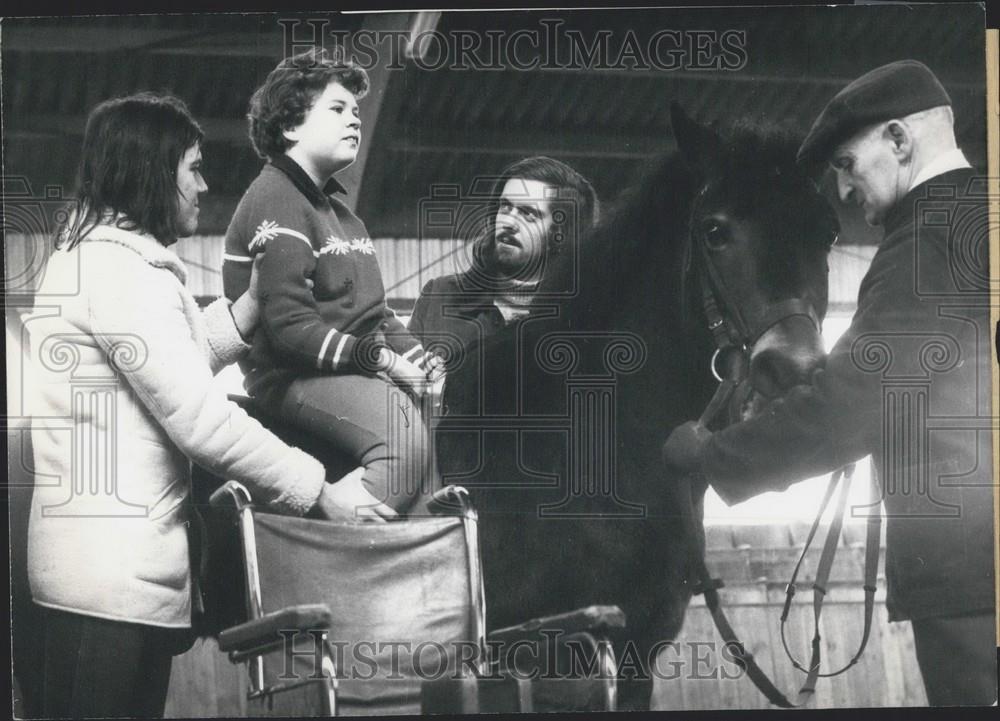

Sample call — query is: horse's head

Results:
[671,103,838,422]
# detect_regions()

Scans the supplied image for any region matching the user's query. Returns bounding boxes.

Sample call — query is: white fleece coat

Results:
[26,223,326,627]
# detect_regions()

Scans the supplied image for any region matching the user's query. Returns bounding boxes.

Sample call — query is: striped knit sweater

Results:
[223,155,428,394]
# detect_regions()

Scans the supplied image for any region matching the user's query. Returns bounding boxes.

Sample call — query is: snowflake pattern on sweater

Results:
[319,236,375,256]
[222,156,427,386]
[249,221,377,259]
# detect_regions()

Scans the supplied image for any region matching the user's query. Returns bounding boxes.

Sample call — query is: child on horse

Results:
[224,48,444,521]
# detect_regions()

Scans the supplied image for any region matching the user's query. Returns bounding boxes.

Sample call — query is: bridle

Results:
[700,248,820,384]
[687,190,822,424]
[675,193,881,708]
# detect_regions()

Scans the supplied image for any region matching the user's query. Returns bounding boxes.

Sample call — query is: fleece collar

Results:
[80,223,188,284]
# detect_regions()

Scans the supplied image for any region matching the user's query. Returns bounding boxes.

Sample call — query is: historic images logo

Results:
[281,18,748,73]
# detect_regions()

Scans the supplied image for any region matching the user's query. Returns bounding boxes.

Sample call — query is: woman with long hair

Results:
[26,92,344,718]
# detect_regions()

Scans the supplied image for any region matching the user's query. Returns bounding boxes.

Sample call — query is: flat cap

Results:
[797,60,952,165]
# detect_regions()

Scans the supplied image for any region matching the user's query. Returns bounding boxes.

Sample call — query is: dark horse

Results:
[432,105,838,709]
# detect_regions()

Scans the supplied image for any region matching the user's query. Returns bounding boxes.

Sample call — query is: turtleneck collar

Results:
[492,278,539,323]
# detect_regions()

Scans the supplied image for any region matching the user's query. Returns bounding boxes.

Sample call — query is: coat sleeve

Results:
[201,297,252,374]
[86,251,326,515]
[698,240,919,505]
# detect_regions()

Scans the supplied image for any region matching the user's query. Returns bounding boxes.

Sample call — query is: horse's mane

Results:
[711,120,811,215]
[535,151,697,329]
[535,119,809,331]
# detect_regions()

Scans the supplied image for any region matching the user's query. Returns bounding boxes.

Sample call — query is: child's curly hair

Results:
[247,46,369,159]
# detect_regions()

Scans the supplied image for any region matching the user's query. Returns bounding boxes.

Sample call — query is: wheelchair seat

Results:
[170,401,627,716]
[192,482,486,716]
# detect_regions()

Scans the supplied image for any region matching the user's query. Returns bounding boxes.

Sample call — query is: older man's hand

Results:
[662,421,713,473]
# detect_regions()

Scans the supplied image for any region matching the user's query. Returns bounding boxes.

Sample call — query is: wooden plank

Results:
[707,546,887,586]
[394,238,412,299]
[704,525,734,550]
[854,589,889,707]
[882,613,927,705]
[9,112,250,145]
[165,637,224,717]
[398,238,424,299]
[179,639,218,718]
[730,585,775,710]
[821,599,858,708]
[788,521,815,548]
[655,574,924,711]
[730,524,792,549]
[10,233,881,311]
[375,238,398,296]
[164,235,469,303]
[174,235,224,298]
[767,583,811,708]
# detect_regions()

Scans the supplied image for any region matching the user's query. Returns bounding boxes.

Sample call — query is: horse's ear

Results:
[800,157,828,187]
[670,102,723,173]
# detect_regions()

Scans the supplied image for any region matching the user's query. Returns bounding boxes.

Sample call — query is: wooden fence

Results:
[5,234,872,312]
[3,234,475,308]
[651,523,926,710]
[163,522,927,714]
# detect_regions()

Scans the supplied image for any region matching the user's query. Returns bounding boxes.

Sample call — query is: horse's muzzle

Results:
[748,314,825,400]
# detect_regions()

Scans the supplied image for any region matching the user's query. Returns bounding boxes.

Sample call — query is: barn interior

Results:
[3,5,990,713]
[3,6,987,307]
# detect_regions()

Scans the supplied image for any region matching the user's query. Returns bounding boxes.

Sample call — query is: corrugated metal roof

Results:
[356,5,985,238]
[2,6,986,245]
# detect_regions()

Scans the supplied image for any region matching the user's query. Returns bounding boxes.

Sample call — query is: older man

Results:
[664,60,995,705]
[408,156,598,364]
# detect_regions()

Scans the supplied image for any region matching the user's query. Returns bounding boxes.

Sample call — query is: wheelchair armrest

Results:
[209,480,253,513]
[425,485,477,519]
[487,605,626,646]
[218,604,333,658]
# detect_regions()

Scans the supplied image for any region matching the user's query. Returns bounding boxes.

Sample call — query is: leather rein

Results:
[678,214,881,708]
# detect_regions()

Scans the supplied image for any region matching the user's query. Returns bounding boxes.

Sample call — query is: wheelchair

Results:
[189,395,626,715]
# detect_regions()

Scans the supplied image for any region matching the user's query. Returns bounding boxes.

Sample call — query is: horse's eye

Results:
[700,219,729,250]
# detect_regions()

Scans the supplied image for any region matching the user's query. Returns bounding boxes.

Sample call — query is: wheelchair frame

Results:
[207,481,623,715]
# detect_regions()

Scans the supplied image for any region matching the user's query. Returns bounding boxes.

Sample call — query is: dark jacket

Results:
[699,168,994,622]
[408,272,512,369]
[223,155,426,395]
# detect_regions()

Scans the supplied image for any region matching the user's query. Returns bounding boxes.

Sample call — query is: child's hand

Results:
[230,255,267,340]
[424,353,447,383]
[381,351,430,397]
[247,254,265,301]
